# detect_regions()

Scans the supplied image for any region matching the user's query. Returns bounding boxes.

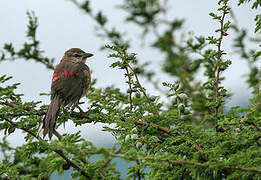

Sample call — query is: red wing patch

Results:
[52,71,76,83]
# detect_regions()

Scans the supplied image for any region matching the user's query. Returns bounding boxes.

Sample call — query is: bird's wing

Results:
[51,61,90,106]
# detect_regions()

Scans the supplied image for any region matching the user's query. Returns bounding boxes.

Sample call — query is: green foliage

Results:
[1,0,261,179]
[1,11,55,70]
[238,0,261,9]
[237,0,261,33]
[119,0,161,26]
[254,14,261,33]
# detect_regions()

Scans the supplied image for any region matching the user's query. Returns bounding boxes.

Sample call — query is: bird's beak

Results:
[82,53,94,58]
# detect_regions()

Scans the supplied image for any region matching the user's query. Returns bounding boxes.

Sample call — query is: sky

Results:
[0,0,259,148]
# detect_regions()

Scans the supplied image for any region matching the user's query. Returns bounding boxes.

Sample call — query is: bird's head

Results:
[63,48,93,63]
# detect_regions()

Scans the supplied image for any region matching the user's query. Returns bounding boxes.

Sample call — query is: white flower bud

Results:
[172,96,178,104]
[1,173,8,179]
[174,84,180,91]
[136,142,142,149]
[131,134,138,140]
[178,103,185,111]
[234,128,241,133]
[184,107,191,114]
[131,127,138,133]
[179,93,188,100]
[125,134,131,141]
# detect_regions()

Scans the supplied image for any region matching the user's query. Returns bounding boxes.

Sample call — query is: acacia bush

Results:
[0,0,261,179]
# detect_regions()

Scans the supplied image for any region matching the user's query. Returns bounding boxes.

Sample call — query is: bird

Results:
[41,48,93,139]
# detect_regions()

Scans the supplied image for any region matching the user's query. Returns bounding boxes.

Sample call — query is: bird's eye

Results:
[73,53,81,58]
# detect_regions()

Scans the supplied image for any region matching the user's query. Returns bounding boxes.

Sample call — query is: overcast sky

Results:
[0,0,259,147]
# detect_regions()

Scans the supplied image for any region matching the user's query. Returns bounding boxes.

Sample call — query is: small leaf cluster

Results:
[1,11,55,70]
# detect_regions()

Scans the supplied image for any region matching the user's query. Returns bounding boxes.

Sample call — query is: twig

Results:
[245,121,261,132]
[214,4,227,125]
[112,155,261,174]
[125,66,134,110]
[135,120,170,133]
[126,64,159,116]
[54,150,92,180]
[3,56,54,70]
[222,121,261,132]
[96,147,121,179]
[100,147,121,170]
[140,157,261,174]
[136,160,142,180]
[102,127,125,132]
[1,101,41,114]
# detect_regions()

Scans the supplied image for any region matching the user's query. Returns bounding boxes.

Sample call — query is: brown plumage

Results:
[42,48,93,139]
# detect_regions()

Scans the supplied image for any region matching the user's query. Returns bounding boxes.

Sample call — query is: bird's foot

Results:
[77,105,84,113]
[53,130,63,141]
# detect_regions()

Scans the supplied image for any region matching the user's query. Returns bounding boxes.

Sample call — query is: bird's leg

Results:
[71,102,84,114]
[36,123,43,139]
[53,130,62,141]
[61,105,67,129]
[36,115,44,139]
[64,105,70,111]
[77,105,84,114]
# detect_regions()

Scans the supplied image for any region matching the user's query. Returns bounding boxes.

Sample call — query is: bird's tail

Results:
[42,95,61,139]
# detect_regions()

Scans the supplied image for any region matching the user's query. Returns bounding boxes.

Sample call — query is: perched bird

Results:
[42,48,93,139]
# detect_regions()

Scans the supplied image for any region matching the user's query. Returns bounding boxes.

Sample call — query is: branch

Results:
[2,100,202,153]
[3,56,54,70]
[0,115,93,180]
[136,159,142,180]
[0,101,45,116]
[222,121,261,132]
[134,119,170,133]
[245,121,261,132]
[113,155,261,174]
[1,100,96,123]
[126,63,160,116]
[100,147,121,170]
